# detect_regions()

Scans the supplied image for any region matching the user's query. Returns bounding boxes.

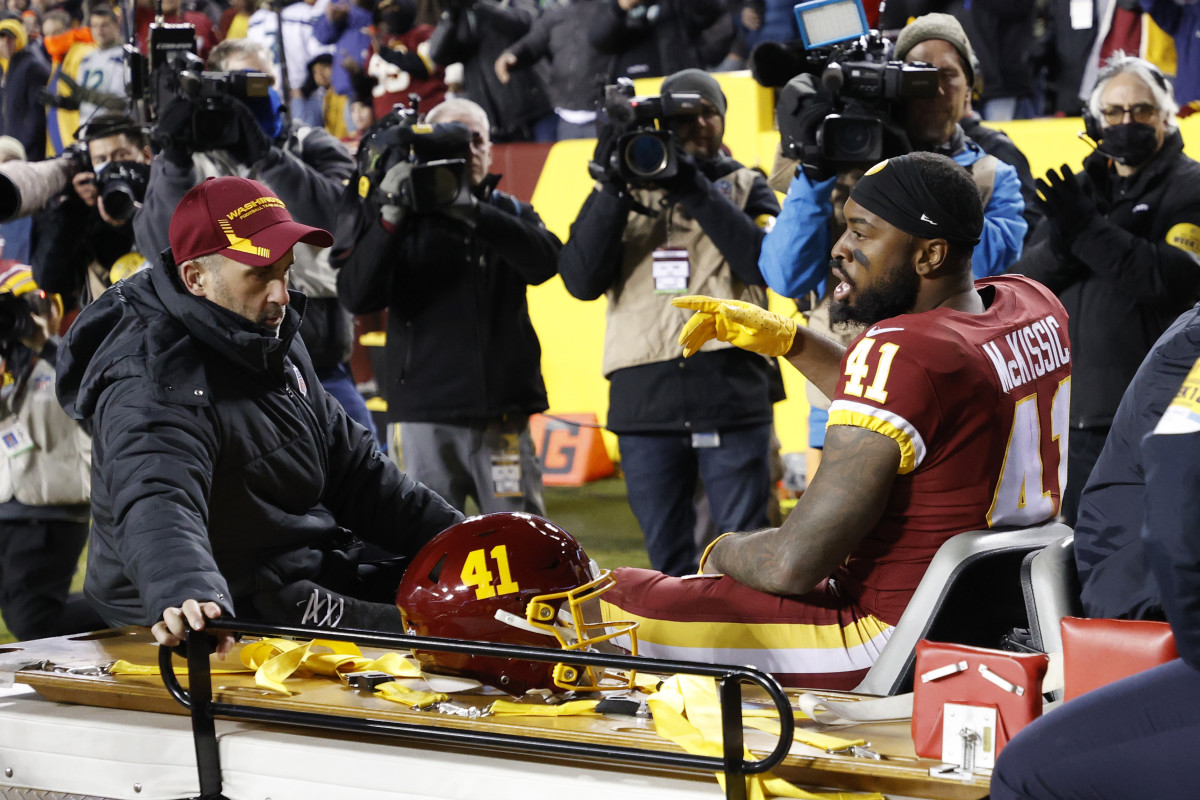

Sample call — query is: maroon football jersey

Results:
[826,275,1072,624]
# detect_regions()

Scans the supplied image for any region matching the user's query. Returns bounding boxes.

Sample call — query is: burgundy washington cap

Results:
[168,176,333,267]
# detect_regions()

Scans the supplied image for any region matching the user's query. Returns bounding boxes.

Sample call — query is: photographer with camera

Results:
[133,39,379,440]
[0,265,101,640]
[30,113,152,310]
[334,97,562,516]
[558,69,780,577]
[762,14,1027,307]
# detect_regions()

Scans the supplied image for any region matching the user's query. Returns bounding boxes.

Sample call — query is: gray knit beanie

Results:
[894,13,976,90]
[660,68,727,118]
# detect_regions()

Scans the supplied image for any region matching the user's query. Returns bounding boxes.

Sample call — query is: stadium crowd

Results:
[0,0,1199,794]
[0,0,1196,163]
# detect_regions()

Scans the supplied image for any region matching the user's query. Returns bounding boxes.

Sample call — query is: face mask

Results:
[1100,122,1160,167]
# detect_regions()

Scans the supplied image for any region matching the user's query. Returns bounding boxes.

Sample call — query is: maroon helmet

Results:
[395,512,638,694]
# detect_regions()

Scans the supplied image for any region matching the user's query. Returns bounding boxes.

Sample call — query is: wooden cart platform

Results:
[0,627,990,800]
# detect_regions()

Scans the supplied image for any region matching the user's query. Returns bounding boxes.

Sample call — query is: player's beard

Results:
[830,260,920,327]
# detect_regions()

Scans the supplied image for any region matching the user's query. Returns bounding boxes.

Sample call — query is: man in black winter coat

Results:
[1009,55,1200,524]
[56,177,464,654]
[335,98,561,518]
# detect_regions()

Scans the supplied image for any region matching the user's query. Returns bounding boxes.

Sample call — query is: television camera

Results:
[765,0,939,169]
[128,21,277,153]
[355,102,473,216]
[592,79,705,186]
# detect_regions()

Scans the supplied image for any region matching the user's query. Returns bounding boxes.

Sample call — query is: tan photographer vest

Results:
[602,167,769,377]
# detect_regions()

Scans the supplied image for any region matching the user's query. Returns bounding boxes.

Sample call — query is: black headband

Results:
[850,157,981,247]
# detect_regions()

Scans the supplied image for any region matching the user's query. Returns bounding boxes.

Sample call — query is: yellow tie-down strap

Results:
[647,675,885,800]
[116,639,878,798]
[112,637,423,696]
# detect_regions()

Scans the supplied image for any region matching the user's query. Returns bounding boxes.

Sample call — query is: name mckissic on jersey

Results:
[981,314,1071,394]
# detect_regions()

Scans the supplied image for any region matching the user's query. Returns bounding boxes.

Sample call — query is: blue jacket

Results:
[1140,0,1199,105]
[760,136,1027,299]
[1075,304,1200,621]
[313,4,373,98]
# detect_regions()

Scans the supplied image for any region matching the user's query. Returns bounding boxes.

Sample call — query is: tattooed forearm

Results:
[710,425,900,595]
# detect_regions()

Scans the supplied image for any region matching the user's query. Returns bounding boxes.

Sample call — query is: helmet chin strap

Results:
[494,608,580,643]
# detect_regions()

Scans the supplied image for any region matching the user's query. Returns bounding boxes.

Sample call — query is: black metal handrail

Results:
[158,618,796,800]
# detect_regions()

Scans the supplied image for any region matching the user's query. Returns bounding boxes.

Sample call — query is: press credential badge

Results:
[0,418,34,458]
[491,433,523,498]
[652,248,690,293]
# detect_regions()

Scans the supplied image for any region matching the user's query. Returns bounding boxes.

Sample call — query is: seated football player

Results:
[599,152,1073,690]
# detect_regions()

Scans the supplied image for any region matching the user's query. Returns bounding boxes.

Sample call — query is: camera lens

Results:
[95,162,150,221]
[101,182,136,220]
[822,116,882,164]
[428,164,463,206]
[623,133,670,179]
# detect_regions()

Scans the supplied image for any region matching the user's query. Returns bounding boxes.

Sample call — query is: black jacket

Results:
[428,0,552,140]
[590,0,727,79]
[335,178,561,424]
[1075,304,1200,621]
[1009,131,1200,428]
[1143,410,1200,669]
[56,263,463,627]
[958,0,1036,102]
[508,0,608,113]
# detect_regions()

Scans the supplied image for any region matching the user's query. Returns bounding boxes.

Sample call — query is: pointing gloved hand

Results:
[1035,164,1098,247]
[672,295,797,358]
[379,160,413,226]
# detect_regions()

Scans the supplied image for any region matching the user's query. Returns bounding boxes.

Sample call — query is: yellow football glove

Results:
[672,295,797,358]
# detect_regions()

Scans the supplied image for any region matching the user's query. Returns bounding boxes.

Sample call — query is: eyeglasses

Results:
[1100,103,1159,125]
